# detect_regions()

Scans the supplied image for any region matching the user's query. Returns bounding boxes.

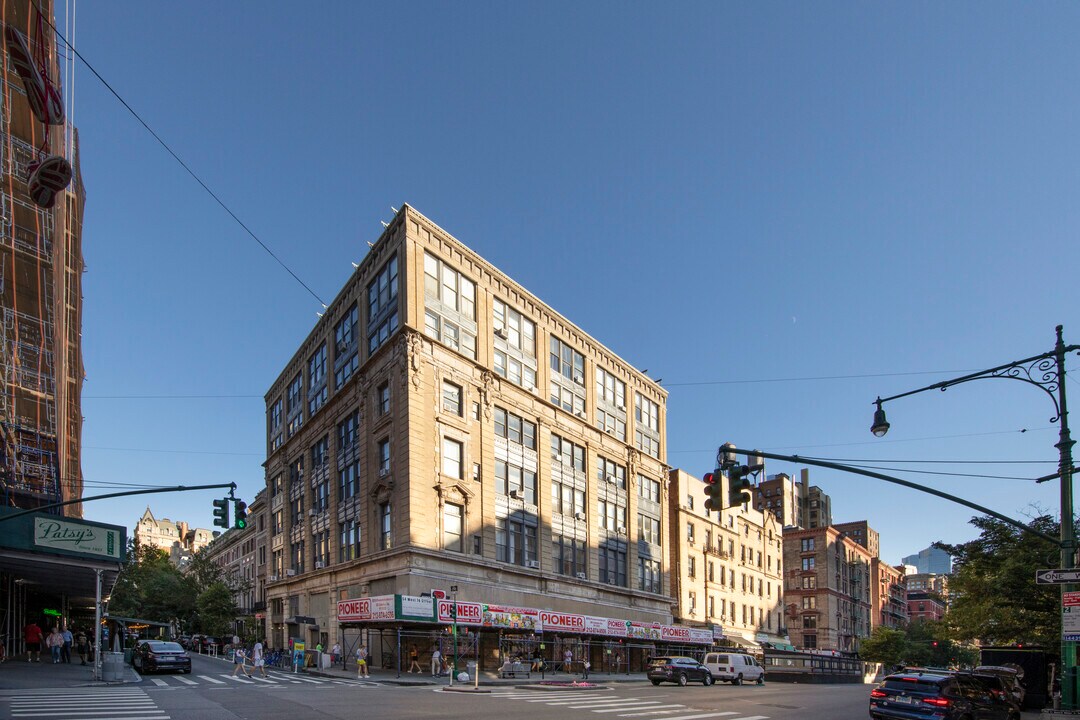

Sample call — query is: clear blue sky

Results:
[71,1,1080,565]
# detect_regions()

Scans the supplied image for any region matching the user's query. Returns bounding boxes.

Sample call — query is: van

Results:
[703,652,764,685]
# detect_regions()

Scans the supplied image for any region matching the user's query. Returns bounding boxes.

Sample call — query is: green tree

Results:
[936,514,1060,649]
[109,541,194,622]
[196,582,237,637]
[859,627,908,666]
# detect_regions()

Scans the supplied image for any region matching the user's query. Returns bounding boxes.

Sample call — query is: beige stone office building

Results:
[667,469,788,649]
[262,206,674,669]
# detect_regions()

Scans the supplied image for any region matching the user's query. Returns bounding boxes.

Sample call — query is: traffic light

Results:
[727,463,761,507]
[703,470,725,511]
[212,497,230,528]
[234,499,248,529]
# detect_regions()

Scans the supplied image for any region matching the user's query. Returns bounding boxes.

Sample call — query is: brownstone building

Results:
[0,0,85,516]
[782,525,874,653]
[262,206,674,669]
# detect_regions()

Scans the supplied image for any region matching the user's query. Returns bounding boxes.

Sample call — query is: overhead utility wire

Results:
[35,5,326,307]
[802,461,1037,482]
[663,369,975,387]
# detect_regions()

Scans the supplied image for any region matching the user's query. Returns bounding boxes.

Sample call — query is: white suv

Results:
[702,652,764,685]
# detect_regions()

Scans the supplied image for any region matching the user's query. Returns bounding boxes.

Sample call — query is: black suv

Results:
[647,656,714,686]
[870,671,1015,719]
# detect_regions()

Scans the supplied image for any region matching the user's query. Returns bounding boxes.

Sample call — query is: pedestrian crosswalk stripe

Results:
[612,707,689,716]
[650,714,755,720]
[543,697,647,705]
[174,676,198,685]
[150,679,169,687]
[249,676,277,683]
[9,688,168,719]
[590,703,668,713]
[223,674,256,684]
[197,675,225,684]
[13,712,165,717]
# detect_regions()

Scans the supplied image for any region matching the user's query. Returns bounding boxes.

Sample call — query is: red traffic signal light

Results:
[704,469,724,511]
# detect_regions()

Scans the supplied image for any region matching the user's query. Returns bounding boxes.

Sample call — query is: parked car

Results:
[967,671,1022,720]
[702,652,764,685]
[647,656,714,686]
[975,665,1025,707]
[188,635,221,653]
[870,670,1015,720]
[132,640,192,674]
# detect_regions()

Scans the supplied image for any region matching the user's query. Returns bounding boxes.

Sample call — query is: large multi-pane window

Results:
[496,461,536,504]
[598,500,626,531]
[496,516,537,566]
[494,407,536,449]
[338,458,359,500]
[377,382,390,416]
[599,545,627,586]
[444,504,463,553]
[313,531,329,567]
[638,514,660,544]
[290,495,303,526]
[423,253,476,359]
[290,541,305,574]
[269,399,283,450]
[442,438,463,479]
[596,457,626,489]
[550,435,585,471]
[311,436,328,469]
[334,305,359,388]
[377,439,391,475]
[595,367,627,440]
[638,558,661,593]
[286,373,303,435]
[379,502,392,549]
[288,457,303,491]
[549,336,585,415]
[551,481,586,517]
[553,535,586,577]
[634,393,660,458]
[442,381,462,416]
[270,474,283,499]
[339,520,361,562]
[338,411,359,450]
[493,299,537,391]
[313,476,329,513]
[638,476,660,503]
[368,255,399,354]
[308,344,328,415]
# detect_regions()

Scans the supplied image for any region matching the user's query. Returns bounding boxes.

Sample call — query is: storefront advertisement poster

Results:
[397,595,434,622]
[437,600,483,625]
[540,611,586,633]
[482,604,541,632]
[626,621,662,641]
[337,595,395,622]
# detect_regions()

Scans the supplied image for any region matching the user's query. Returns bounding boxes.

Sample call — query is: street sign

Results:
[1036,569,1080,585]
[1064,592,1080,641]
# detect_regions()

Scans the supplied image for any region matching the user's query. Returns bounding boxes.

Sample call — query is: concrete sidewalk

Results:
[0,651,139,690]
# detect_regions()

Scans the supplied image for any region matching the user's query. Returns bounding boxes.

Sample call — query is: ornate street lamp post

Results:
[871,325,1079,707]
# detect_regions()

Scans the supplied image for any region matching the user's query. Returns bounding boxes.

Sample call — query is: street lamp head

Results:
[871,401,890,437]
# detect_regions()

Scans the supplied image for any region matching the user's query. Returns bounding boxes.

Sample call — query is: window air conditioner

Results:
[269,575,279,582]
[606,474,617,484]
[617,525,627,534]
[526,560,540,569]
[494,328,507,339]
[315,561,324,569]
[575,572,587,580]
[285,569,296,576]
[574,512,585,521]
[575,410,586,418]
[509,489,520,500]
[379,467,390,478]
[606,579,617,585]
[308,508,317,517]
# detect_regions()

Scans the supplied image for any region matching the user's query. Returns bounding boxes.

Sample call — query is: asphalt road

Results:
[1,653,874,720]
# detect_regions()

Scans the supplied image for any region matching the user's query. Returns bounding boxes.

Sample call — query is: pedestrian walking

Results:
[45,627,63,664]
[232,646,252,677]
[355,645,369,678]
[430,645,441,677]
[563,648,573,674]
[75,629,88,666]
[408,644,421,673]
[23,621,42,663]
[331,642,341,666]
[252,640,267,677]
[60,625,73,663]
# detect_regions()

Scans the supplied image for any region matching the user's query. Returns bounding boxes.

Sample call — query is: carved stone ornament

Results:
[626,447,640,479]
[480,370,499,419]
[407,330,424,389]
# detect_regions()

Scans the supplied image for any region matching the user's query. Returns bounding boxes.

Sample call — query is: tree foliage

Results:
[196,582,238,638]
[860,621,977,668]
[936,514,1060,649]
[107,541,238,635]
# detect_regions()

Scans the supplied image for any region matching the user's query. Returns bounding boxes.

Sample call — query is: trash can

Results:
[123,648,134,664]
[102,652,124,682]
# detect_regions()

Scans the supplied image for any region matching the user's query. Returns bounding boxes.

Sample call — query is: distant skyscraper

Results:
[902,546,951,574]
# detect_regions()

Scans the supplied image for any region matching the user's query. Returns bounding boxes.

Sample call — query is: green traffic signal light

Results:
[234,499,248,529]
[212,498,230,528]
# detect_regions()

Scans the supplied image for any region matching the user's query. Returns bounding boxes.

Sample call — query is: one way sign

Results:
[1036,569,1080,585]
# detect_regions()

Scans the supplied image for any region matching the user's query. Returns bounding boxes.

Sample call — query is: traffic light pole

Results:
[0,482,238,523]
